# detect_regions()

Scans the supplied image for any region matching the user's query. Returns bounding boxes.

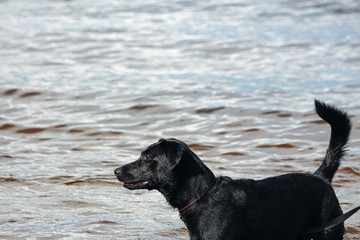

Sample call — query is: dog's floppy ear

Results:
[159,138,186,170]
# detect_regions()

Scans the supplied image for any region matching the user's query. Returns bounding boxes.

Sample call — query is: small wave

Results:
[20,92,41,98]
[188,143,214,151]
[195,107,225,114]
[2,89,41,98]
[128,105,158,111]
[257,143,296,148]
[340,167,360,177]
[221,152,246,156]
[68,128,85,133]
[261,110,281,115]
[0,124,15,130]
[243,128,261,133]
[16,128,45,134]
[308,120,326,125]
[89,220,119,225]
[0,177,20,183]
[85,131,123,137]
[2,89,18,95]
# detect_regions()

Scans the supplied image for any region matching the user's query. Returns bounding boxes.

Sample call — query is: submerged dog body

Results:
[114,100,352,240]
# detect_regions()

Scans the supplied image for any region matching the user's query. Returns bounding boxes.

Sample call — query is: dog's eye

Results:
[145,155,151,161]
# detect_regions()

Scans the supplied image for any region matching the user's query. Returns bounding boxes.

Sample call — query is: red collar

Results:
[178,180,217,213]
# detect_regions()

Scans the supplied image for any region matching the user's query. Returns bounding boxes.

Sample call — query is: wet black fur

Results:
[114,100,352,240]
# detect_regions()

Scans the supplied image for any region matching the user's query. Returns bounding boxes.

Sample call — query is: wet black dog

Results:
[114,100,351,240]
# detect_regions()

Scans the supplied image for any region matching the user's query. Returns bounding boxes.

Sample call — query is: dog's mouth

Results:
[123,180,149,190]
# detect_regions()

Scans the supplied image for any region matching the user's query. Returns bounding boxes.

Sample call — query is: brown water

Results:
[1,0,360,239]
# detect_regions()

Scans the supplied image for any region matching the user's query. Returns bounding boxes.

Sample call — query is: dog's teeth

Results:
[139,180,149,186]
[126,180,149,188]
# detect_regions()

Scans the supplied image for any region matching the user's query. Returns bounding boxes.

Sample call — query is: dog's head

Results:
[114,138,205,191]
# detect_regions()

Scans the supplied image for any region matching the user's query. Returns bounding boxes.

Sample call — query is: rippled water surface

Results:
[1,0,360,239]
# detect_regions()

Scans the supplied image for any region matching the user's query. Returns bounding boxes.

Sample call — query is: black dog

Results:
[114,100,352,240]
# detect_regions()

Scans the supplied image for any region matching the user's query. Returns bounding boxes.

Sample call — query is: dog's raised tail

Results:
[314,99,352,183]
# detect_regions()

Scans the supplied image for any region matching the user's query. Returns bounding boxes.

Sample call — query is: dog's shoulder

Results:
[217,176,256,189]
[211,176,255,205]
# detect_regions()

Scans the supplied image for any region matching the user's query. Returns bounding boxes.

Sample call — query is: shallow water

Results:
[1,0,360,239]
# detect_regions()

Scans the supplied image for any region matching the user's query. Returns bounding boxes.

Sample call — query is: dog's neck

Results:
[161,150,216,211]
[176,172,215,209]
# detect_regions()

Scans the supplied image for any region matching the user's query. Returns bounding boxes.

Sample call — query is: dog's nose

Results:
[114,167,121,177]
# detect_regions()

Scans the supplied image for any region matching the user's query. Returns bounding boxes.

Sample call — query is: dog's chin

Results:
[123,180,150,190]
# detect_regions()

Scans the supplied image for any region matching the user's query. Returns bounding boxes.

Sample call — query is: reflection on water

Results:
[1,0,360,239]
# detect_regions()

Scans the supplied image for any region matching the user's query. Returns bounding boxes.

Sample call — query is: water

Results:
[1,0,360,239]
